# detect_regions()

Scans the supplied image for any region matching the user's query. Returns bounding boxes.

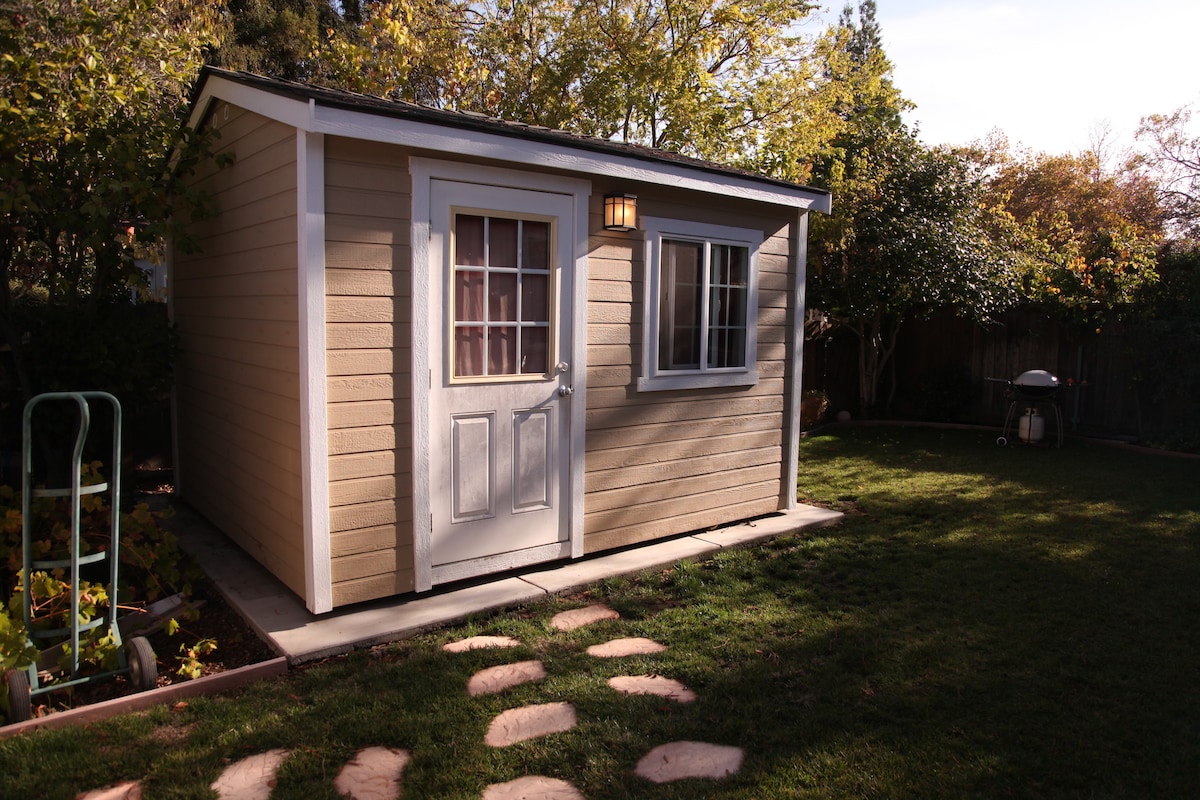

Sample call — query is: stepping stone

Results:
[608,675,696,702]
[484,701,577,747]
[468,660,547,696]
[635,741,744,783]
[211,749,289,800]
[481,776,586,799]
[77,783,141,800]
[443,635,521,652]
[549,604,619,631]
[586,637,667,658]
[334,746,411,800]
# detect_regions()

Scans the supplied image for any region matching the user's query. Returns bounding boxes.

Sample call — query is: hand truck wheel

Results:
[127,637,158,693]
[5,669,32,724]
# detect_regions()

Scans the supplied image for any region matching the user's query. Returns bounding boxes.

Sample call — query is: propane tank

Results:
[1018,408,1045,443]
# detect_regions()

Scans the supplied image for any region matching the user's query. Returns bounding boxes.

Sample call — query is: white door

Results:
[428,179,575,579]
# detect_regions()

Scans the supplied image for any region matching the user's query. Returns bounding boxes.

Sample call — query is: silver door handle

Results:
[558,385,574,397]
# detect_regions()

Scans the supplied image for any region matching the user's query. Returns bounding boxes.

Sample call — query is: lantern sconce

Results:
[603,192,638,232]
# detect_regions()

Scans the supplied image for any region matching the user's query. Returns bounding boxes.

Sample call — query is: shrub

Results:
[0,462,205,702]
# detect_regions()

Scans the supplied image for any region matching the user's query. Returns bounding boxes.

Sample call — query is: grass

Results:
[3,426,1200,799]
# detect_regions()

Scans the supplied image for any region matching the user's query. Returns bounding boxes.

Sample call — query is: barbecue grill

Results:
[986,369,1064,447]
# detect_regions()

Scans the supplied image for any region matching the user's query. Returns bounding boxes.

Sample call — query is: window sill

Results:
[636,370,759,392]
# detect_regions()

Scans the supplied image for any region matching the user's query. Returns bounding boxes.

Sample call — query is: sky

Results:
[819,0,1200,156]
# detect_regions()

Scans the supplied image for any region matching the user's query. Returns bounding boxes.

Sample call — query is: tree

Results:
[981,148,1164,329]
[0,0,223,405]
[306,0,481,107]
[296,0,830,180]
[1136,105,1200,241]
[208,0,345,82]
[804,3,1018,417]
[809,127,1021,417]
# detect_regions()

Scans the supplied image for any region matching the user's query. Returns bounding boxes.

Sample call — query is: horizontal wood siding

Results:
[173,102,306,596]
[583,191,796,553]
[324,137,415,607]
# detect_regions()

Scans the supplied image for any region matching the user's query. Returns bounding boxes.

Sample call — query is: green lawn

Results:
[3,426,1199,799]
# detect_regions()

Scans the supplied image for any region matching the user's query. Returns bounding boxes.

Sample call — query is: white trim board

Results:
[785,210,811,512]
[296,129,332,614]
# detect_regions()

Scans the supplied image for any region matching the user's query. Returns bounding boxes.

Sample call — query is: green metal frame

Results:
[19,391,129,696]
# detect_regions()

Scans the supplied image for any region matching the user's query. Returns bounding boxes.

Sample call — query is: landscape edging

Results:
[0,657,289,738]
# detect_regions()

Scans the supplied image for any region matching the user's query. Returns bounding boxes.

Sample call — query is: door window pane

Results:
[490,218,518,268]
[456,215,485,266]
[522,221,549,269]
[521,273,548,322]
[453,213,553,379]
[455,326,485,377]
[521,327,548,374]
[455,270,485,322]
[489,272,518,322]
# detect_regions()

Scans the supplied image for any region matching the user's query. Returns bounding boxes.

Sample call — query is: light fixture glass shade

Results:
[603,193,638,231]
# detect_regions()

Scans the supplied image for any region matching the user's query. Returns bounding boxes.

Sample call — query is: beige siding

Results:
[582,190,797,554]
[323,137,415,607]
[174,103,306,595]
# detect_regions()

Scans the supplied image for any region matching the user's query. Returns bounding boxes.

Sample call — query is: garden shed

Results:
[172,67,831,614]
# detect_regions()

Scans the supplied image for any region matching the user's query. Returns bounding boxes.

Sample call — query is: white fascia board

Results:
[193,75,830,214]
[188,75,314,132]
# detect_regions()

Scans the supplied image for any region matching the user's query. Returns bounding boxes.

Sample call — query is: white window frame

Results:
[639,216,761,392]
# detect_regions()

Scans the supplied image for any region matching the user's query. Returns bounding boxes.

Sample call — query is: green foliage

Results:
[0,0,223,406]
[175,637,217,680]
[803,3,1021,417]
[209,0,344,81]
[14,300,178,426]
[226,0,832,180]
[980,148,1164,329]
[0,464,204,685]
[809,125,1022,415]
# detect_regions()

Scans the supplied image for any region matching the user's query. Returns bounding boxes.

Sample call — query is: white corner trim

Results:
[568,173,589,560]
[410,159,434,593]
[297,130,332,613]
[784,210,811,511]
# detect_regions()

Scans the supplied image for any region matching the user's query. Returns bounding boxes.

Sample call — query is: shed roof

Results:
[190,67,831,215]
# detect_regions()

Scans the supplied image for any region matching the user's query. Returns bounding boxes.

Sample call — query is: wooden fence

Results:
[802,307,1152,440]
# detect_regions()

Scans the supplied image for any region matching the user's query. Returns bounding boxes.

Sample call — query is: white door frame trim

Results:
[410,158,591,591]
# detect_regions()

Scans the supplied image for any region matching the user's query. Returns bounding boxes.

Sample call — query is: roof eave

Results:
[190,67,832,214]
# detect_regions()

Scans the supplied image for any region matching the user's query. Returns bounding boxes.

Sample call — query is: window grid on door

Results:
[452,213,552,379]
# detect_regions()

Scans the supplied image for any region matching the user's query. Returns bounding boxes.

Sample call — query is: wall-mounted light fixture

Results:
[603,192,638,232]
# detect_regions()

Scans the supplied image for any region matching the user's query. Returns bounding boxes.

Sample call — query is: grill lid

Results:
[1014,369,1059,388]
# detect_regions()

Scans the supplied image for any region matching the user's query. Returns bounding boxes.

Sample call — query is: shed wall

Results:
[582,192,795,553]
[173,103,306,596]
[323,137,416,606]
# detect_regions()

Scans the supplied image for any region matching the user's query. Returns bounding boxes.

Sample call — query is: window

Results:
[451,212,553,379]
[639,217,761,391]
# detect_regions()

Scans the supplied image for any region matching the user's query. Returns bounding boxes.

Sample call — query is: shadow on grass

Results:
[3,427,1198,799]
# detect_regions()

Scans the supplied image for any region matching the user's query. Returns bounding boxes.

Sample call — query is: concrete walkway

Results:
[174,505,843,664]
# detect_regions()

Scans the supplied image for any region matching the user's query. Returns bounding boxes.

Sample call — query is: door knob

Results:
[558,385,574,397]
